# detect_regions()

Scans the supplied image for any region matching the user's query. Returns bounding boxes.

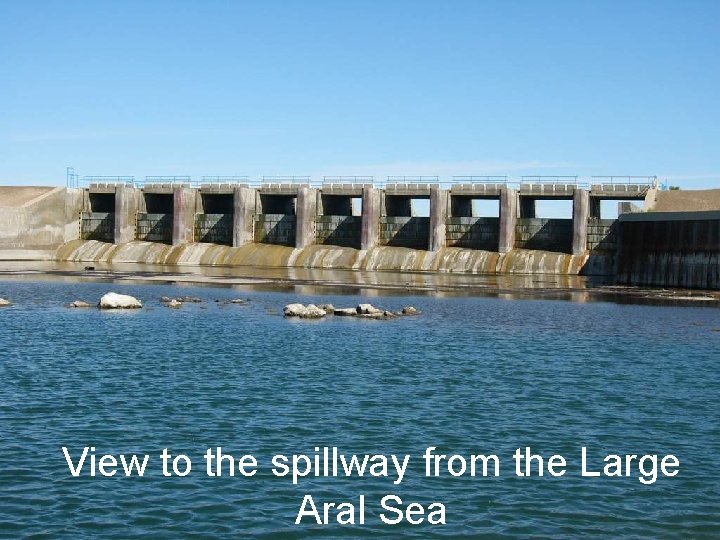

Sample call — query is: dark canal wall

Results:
[616,211,720,289]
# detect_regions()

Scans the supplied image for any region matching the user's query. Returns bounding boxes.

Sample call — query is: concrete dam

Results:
[1,179,719,289]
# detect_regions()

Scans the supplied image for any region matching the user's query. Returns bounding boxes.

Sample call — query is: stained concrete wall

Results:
[0,187,83,259]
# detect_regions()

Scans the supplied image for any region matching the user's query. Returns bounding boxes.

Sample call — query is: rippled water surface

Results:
[1,279,719,539]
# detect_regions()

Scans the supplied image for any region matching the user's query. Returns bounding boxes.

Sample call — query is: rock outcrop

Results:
[0,298,11,307]
[284,302,422,320]
[357,303,383,315]
[283,303,327,318]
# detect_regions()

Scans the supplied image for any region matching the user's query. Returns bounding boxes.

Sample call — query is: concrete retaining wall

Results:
[0,187,82,259]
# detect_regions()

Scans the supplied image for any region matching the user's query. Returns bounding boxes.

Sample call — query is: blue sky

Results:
[1,0,719,187]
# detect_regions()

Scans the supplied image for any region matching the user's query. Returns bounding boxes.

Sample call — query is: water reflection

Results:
[1,260,718,307]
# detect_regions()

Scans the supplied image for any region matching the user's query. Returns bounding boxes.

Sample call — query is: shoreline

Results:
[1,260,719,305]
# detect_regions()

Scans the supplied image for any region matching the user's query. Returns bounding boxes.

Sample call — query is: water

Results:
[0,278,719,538]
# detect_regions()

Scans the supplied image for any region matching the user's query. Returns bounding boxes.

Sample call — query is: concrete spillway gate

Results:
[195,193,233,245]
[515,193,574,253]
[80,192,115,241]
[137,192,173,244]
[447,193,500,250]
[315,193,362,249]
[255,192,297,246]
[380,193,431,249]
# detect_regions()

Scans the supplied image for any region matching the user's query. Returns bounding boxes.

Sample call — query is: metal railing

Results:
[143,176,192,185]
[201,176,250,184]
[385,176,439,183]
[66,167,79,188]
[322,176,374,184]
[452,175,508,183]
[83,176,135,186]
[590,176,657,185]
[521,175,580,184]
[261,176,311,185]
[64,169,662,189]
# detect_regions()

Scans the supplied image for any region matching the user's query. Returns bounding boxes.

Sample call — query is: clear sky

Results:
[1,0,719,188]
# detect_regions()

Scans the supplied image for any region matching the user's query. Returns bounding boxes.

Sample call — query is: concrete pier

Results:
[429,186,447,251]
[114,184,137,244]
[295,186,317,249]
[255,188,297,246]
[498,188,517,254]
[172,187,196,246]
[572,189,590,255]
[361,186,380,250]
[233,186,255,247]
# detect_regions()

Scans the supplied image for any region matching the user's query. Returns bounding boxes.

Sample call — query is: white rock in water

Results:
[303,304,326,318]
[68,300,93,308]
[0,298,11,307]
[334,307,358,316]
[98,292,142,309]
[283,303,326,318]
[167,299,182,309]
[357,303,383,315]
[283,303,307,317]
